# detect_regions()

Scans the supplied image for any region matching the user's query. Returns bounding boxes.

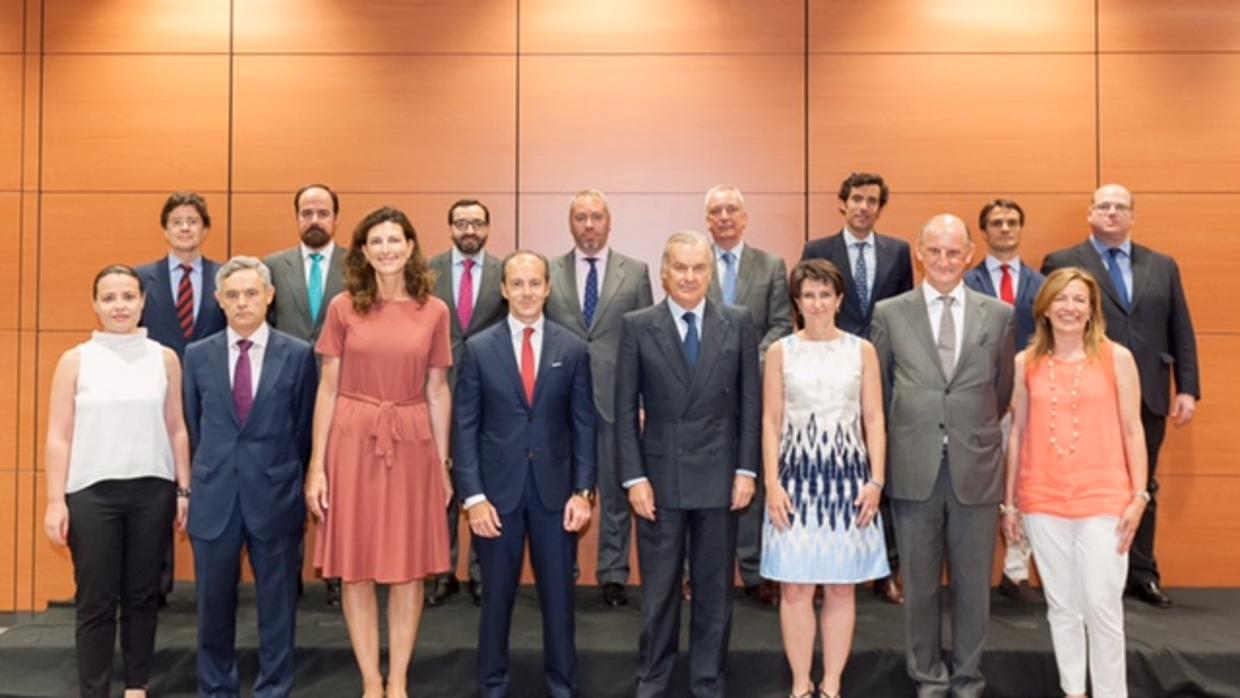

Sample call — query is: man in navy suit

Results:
[135,191,228,603]
[963,199,1045,604]
[453,250,597,698]
[182,256,318,698]
[800,172,913,605]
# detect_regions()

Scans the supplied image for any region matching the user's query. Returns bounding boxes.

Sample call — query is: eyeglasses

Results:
[452,219,488,232]
[1091,202,1131,213]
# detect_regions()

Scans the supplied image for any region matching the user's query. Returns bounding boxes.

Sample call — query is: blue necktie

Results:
[1104,247,1130,311]
[854,242,870,313]
[308,252,325,321]
[721,251,738,305]
[682,312,700,366]
[583,257,599,328]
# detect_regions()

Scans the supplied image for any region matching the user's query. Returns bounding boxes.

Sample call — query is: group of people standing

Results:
[42,174,1198,698]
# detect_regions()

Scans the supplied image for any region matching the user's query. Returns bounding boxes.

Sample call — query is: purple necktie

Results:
[233,338,254,425]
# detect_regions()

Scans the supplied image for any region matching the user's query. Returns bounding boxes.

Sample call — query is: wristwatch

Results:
[572,489,595,504]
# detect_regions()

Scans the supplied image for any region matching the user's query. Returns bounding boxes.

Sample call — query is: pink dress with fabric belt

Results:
[314,293,452,583]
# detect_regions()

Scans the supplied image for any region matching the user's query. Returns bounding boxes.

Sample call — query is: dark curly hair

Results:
[344,206,434,314]
[788,258,846,329]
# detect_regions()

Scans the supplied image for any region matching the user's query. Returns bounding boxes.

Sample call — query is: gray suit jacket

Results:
[706,244,793,359]
[615,299,761,510]
[428,250,507,385]
[870,286,1016,505]
[264,245,346,344]
[545,249,653,423]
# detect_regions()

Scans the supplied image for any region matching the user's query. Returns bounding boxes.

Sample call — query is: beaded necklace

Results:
[1046,356,1084,457]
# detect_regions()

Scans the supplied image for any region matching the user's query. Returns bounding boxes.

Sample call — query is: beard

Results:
[300,224,332,249]
[453,234,485,255]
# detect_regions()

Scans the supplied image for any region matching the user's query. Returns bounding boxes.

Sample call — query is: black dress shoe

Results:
[1128,580,1172,609]
[325,578,342,607]
[467,580,483,606]
[601,582,628,607]
[873,576,904,605]
[997,575,1042,604]
[425,575,460,608]
[744,581,779,607]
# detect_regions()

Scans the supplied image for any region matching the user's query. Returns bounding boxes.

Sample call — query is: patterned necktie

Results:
[854,242,870,313]
[458,258,476,330]
[721,251,738,305]
[999,263,1015,305]
[682,312,700,366]
[583,257,599,328]
[937,296,956,377]
[1104,247,1130,311]
[308,252,325,322]
[520,326,536,404]
[176,263,194,340]
[233,338,254,425]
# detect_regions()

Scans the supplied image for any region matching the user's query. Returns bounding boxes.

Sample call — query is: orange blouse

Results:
[1018,341,1133,519]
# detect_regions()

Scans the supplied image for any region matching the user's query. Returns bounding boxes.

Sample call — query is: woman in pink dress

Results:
[305,206,454,698]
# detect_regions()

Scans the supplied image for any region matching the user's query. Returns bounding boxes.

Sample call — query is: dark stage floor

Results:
[0,586,1237,697]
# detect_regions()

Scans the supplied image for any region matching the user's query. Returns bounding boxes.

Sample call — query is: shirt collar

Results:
[451,246,485,267]
[985,255,1022,275]
[300,241,334,260]
[667,295,706,320]
[166,254,202,272]
[715,242,745,261]
[921,281,966,306]
[227,322,271,349]
[1089,235,1132,257]
[507,314,545,337]
[575,247,610,267]
[843,228,876,246]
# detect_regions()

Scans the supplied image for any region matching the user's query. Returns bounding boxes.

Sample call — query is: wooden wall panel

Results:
[1121,195,1240,334]
[231,55,516,194]
[1160,335,1239,478]
[0,194,19,329]
[43,0,228,54]
[41,56,229,192]
[0,1,20,52]
[0,55,20,191]
[811,0,1093,53]
[230,193,518,263]
[810,54,1096,195]
[520,55,804,194]
[521,0,802,54]
[234,0,516,54]
[0,468,15,610]
[34,331,76,470]
[1157,474,1240,587]
[14,468,34,608]
[38,193,231,331]
[519,193,807,286]
[1099,54,1240,192]
[0,331,17,468]
[1100,0,1240,51]
[32,476,74,606]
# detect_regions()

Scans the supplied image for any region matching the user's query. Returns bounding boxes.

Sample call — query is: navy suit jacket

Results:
[136,257,227,357]
[801,230,914,337]
[452,319,597,515]
[182,328,317,541]
[964,260,1045,351]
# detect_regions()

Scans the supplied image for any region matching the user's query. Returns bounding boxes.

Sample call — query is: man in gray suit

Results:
[701,185,792,607]
[616,230,761,698]
[264,183,347,606]
[871,214,1016,698]
[426,198,507,607]
[545,189,653,608]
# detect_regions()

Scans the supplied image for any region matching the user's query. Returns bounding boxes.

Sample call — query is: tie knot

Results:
[1107,247,1123,260]
[585,256,598,268]
[855,242,868,251]
[682,311,696,327]
[237,338,252,353]
[523,326,534,340]
[1000,263,1010,272]
[462,258,475,271]
[940,295,955,307]
[721,251,736,264]
[309,252,323,263]
[180,263,193,273]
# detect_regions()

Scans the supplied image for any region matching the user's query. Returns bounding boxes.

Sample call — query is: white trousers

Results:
[1025,514,1129,698]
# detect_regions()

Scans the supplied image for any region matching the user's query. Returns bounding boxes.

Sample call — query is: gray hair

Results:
[704,184,745,210]
[570,189,610,214]
[215,255,273,289]
[660,230,712,270]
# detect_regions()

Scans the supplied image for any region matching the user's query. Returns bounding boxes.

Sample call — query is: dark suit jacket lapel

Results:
[970,261,997,297]
[1128,244,1152,312]
[531,322,563,407]
[431,256,460,335]
[650,302,692,388]
[554,251,586,331]
[905,291,945,382]
[280,252,313,326]
[1017,264,1039,312]
[324,246,346,301]
[1074,242,1127,315]
[489,323,530,409]
[247,331,289,427]
[208,332,242,429]
[192,259,217,338]
[872,234,897,303]
[736,249,760,307]
[688,301,725,396]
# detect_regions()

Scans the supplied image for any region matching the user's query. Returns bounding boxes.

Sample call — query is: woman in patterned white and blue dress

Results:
[761,258,890,698]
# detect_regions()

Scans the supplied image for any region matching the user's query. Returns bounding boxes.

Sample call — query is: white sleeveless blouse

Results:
[66,330,175,494]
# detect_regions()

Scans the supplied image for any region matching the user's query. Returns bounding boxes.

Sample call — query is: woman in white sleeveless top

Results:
[43,265,191,698]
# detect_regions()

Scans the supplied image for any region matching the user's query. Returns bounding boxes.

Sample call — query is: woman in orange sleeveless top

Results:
[1002,268,1148,698]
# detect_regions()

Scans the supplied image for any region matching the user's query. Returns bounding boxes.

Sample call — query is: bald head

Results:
[916,214,973,294]
[1088,183,1136,245]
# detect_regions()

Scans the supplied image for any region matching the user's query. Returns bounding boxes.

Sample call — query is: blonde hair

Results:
[1027,267,1108,364]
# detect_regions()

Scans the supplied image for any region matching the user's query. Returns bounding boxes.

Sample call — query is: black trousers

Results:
[1129,405,1168,587]
[66,477,175,698]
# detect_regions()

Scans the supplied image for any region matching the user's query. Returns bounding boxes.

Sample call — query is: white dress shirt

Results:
[922,282,966,368]
[714,241,745,286]
[843,228,877,300]
[450,246,485,307]
[574,247,610,307]
[984,255,1022,299]
[226,323,270,397]
[299,242,336,286]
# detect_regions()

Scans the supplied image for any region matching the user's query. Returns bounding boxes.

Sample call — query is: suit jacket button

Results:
[527,449,534,460]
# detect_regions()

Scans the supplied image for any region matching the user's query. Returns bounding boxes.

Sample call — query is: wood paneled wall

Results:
[2,0,1237,611]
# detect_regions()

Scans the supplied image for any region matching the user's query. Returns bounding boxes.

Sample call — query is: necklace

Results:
[1046,357,1083,457]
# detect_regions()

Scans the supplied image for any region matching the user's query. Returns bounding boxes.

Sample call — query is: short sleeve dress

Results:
[314,292,453,583]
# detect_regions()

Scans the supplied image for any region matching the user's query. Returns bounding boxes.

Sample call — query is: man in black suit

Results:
[963,199,1045,604]
[1042,183,1200,609]
[800,172,913,605]
[616,231,761,698]
[426,199,507,607]
[135,191,228,604]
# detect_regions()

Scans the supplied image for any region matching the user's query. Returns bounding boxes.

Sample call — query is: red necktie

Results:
[521,326,536,404]
[176,263,194,339]
[458,259,475,330]
[999,264,1015,305]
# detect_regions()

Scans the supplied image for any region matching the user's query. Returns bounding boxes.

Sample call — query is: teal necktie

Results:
[308,252,325,321]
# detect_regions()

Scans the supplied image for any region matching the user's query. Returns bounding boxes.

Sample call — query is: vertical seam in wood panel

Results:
[514,0,521,248]
[227,0,234,256]
[802,0,809,242]
[1094,0,1101,186]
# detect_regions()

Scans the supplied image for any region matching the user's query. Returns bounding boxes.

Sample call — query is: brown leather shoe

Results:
[997,575,1042,604]
[744,581,780,607]
[873,576,904,605]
